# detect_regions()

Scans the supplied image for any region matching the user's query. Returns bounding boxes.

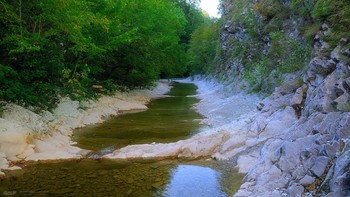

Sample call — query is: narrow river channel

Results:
[72,83,205,151]
[0,83,244,197]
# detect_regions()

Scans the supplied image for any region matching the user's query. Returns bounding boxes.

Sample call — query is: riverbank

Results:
[0,82,171,176]
[188,77,350,197]
[104,77,350,196]
[2,77,349,196]
[192,77,350,197]
[103,78,260,160]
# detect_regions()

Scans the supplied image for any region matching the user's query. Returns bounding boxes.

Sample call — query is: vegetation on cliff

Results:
[188,0,350,93]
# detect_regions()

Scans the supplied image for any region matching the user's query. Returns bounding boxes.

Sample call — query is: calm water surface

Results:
[0,83,244,196]
[72,83,205,151]
[0,159,243,197]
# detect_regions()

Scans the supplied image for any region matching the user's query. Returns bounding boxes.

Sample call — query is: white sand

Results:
[0,82,171,172]
[105,77,261,160]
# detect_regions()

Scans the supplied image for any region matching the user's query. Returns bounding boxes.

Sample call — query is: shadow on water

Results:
[0,159,244,197]
[72,83,206,151]
[0,82,245,196]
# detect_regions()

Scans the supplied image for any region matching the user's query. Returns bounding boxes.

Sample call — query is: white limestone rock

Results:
[310,156,330,178]
[0,119,30,160]
[259,107,297,139]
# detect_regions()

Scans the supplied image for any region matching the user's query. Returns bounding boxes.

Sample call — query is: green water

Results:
[0,159,244,197]
[73,83,205,151]
[0,82,245,196]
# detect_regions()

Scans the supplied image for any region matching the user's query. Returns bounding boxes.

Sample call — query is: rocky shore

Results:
[0,82,171,176]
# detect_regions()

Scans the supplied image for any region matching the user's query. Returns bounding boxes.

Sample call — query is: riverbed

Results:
[0,82,244,196]
[72,83,205,151]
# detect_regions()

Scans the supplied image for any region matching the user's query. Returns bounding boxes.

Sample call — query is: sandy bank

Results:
[0,82,171,172]
[104,78,261,161]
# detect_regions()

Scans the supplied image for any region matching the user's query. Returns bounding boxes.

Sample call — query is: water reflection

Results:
[0,83,245,196]
[73,83,204,151]
[161,165,226,197]
[0,159,243,197]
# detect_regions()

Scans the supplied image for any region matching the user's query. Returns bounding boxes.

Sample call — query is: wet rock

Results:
[310,156,330,177]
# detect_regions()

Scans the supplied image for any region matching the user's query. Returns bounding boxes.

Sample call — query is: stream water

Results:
[0,83,244,197]
[72,83,205,151]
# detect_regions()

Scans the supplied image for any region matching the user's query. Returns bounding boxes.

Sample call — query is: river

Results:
[0,83,243,197]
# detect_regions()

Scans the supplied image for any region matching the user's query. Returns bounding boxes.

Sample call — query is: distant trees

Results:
[0,0,211,107]
[187,19,219,75]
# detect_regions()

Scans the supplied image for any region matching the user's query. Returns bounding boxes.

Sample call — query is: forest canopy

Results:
[0,0,210,107]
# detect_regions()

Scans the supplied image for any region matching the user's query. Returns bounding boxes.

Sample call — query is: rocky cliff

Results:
[216,0,350,196]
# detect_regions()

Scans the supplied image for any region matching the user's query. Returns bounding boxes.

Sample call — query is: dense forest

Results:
[0,0,216,108]
[4,0,348,109]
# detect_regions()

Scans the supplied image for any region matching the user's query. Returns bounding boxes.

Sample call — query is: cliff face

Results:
[217,0,350,196]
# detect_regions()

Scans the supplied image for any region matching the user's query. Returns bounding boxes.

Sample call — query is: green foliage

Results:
[0,0,202,107]
[187,20,219,75]
[187,0,348,96]
[171,0,205,50]
[268,31,311,73]
[312,0,350,47]
[291,0,316,19]
[312,0,333,18]
[203,0,314,93]
[244,58,270,92]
